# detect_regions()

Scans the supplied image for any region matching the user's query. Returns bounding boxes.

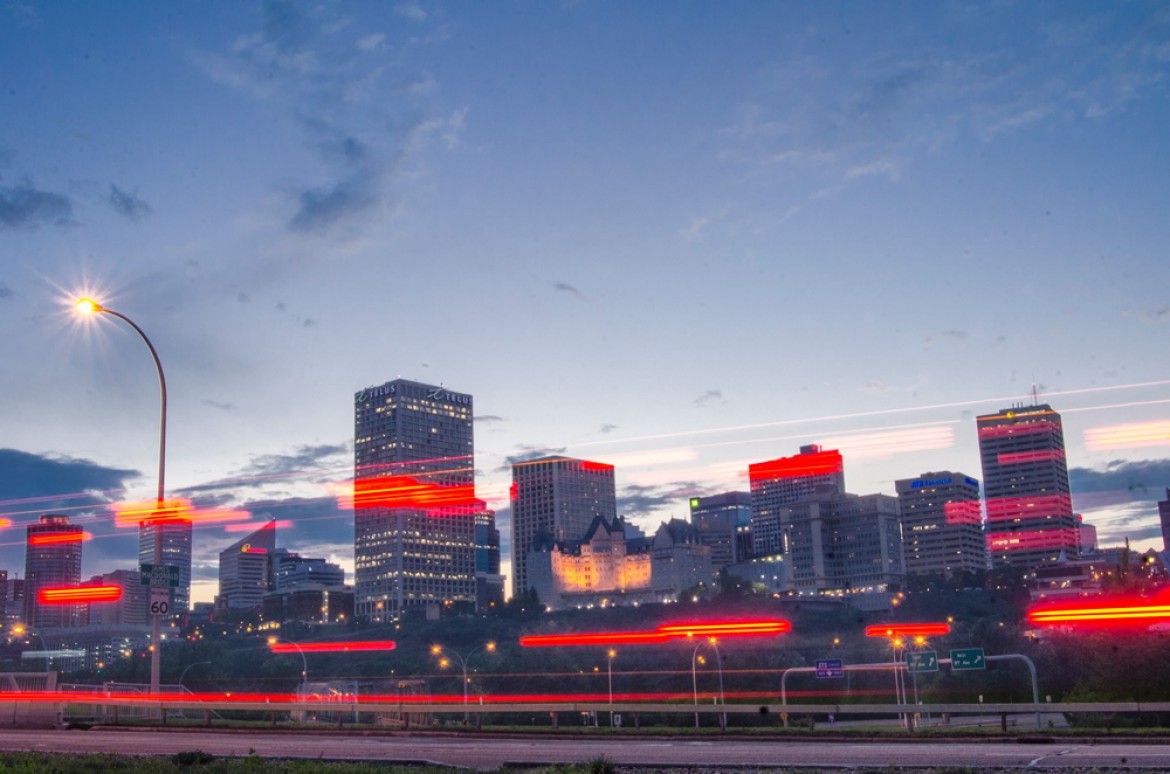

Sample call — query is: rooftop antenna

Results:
[1031,375,1040,406]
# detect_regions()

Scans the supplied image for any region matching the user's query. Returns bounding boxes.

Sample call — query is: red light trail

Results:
[38,585,123,604]
[1027,595,1170,628]
[269,641,397,653]
[520,619,792,647]
[865,623,951,638]
[28,532,91,545]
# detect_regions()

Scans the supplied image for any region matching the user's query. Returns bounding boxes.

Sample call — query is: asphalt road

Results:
[1,729,1169,770]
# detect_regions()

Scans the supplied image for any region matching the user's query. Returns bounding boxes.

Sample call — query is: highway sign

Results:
[140,563,179,587]
[815,658,845,678]
[148,587,171,616]
[950,647,986,670]
[905,651,938,673]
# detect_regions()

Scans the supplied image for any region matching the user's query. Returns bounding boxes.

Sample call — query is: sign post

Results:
[949,647,986,671]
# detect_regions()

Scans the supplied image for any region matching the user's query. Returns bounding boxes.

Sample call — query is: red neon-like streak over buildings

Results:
[268,641,397,653]
[1028,594,1170,629]
[38,585,123,604]
[28,531,91,546]
[520,619,792,647]
[865,623,951,638]
[341,475,478,512]
[747,450,844,482]
[113,499,252,528]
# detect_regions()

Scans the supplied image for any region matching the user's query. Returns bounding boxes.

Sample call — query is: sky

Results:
[2,1,1169,605]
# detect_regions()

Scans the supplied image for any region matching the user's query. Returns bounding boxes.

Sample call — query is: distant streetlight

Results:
[268,637,308,699]
[607,649,616,726]
[178,660,212,690]
[433,642,497,723]
[74,297,168,695]
[13,625,49,672]
[690,636,724,729]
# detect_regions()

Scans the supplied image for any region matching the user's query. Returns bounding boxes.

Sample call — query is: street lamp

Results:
[177,660,212,691]
[432,641,496,723]
[74,297,168,695]
[690,636,723,729]
[268,637,308,699]
[13,625,50,672]
[607,649,616,726]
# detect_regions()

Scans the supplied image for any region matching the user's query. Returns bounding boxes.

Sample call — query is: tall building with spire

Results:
[353,379,478,622]
[977,403,1080,569]
[510,456,617,599]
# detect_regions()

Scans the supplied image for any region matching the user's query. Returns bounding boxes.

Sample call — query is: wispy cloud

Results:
[554,281,584,299]
[108,185,153,221]
[475,414,506,424]
[694,389,725,408]
[201,399,236,411]
[0,182,73,230]
[0,282,12,299]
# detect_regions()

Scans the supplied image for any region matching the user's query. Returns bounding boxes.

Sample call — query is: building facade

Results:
[24,514,84,629]
[527,515,654,609]
[217,521,276,610]
[138,518,192,614]
[895,472,987,577]
[688,491,752,577]
[353,379,478,622]
[510,456,617,599]
[475,509,505,609]
[977,404,1080,568]
[749,445,846,556]
[1160,489,1170,553]
[270,550,345,593]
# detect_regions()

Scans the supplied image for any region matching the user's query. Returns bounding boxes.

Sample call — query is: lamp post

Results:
[13,625,50,672]
[75,298,168,695]
[607,649,616,726]
[433,642,496,723]
[268,637,308,699]
[178,660,212,691]
[690,636,722,728]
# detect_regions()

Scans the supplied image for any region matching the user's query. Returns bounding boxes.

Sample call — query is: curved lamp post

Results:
[178,660,212,691]
[690,636,725,729]
[268,637,308,699]
[75,298,168,695]
[13,625,50,672]
[433,641,496,723]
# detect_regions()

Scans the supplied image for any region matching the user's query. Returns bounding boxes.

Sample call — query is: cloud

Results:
[599,424,618,434]
[500,445,567,470]
[0,182,73,230]
[694,389,725,408]
[475,415,505,424]
[3,4,41,28]
[108,185,153,221]
[553,282,583,299]
[846,158,900,180]
[680,206,730,239]
[241,443,349,478]
[192,0,448,237]
[201,399,236,411]
[174,442,348,500]
[395,3,428,22]
[0,282,12,299]
[617,481,714,516]
[1070,459,1170,505]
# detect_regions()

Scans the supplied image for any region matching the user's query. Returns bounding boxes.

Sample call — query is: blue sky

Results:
[2,1,1169,603]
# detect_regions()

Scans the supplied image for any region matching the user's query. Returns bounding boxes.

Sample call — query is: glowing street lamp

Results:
[433,642,497,723]
[268,637,308,699]
[606,649,616,726]
[74,297,169,695]
[13,625,50,672]
[689,636,725,729]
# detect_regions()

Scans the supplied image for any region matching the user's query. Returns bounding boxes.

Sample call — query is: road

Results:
[1,729,1169,769]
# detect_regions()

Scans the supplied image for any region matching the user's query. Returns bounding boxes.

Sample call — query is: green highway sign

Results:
[140,563,180,588]
[950,647,986,670]
[905,651,938,673]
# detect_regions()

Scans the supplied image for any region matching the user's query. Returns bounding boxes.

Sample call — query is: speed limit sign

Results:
[149,587,171,616]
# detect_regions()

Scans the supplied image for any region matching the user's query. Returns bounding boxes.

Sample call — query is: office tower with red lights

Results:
[353,379,478,622]
[977,404,1080,569]
[24,514,84,629]
[748,445,845,556]
[510,456,617,599]
[895,472,987,578]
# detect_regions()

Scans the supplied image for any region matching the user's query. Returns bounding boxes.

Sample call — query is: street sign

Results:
[815,658,845,678]
[148,587,171,616]
[140,563,179,588]
[950,647,986,671]
[905,651,938,673]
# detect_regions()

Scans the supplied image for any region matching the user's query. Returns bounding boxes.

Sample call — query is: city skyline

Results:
[2,1,1169,602]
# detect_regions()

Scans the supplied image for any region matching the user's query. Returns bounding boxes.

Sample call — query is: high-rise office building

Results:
[749,445,845,555]
[24,514,84,629]
[977,403,1080,568]
[475,508,505,609]
[217,520,276,610]
[85,569,148,627]
[269,550,345,593]
[353,379,477,622]
[895,472,987,577]
[688,492,752,574]
[139,520,192,614]
[510,456,617,599]
[1160,489,1170,553]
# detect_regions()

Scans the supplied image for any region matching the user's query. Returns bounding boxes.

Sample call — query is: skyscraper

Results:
[895,472,987,578]
[977,403,1079,568]
[24,514,84,629]
[139,520,192,614]
[353,379,477,622]
[1159,489,1170,554]
[217,520,276,610]
[749,445,845,555]
[510,456,617,599]
[688,492,752,573]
